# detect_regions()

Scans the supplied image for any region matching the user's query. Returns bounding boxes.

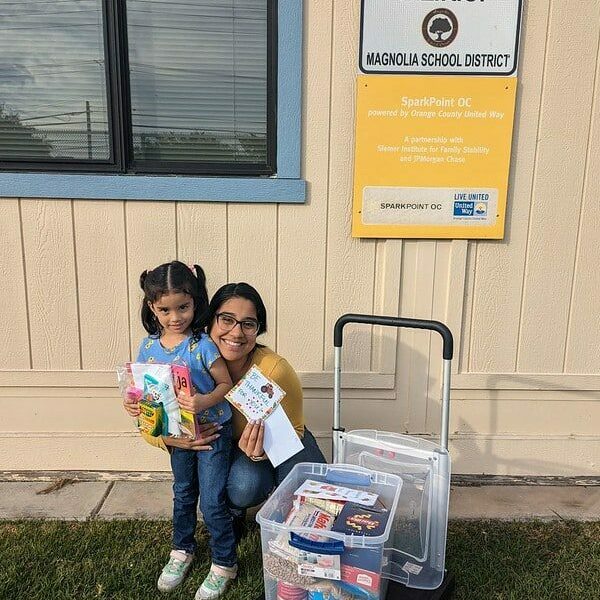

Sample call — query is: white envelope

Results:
[262,405,304,467]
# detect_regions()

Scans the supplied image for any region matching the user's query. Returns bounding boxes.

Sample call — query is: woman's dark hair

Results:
[140,261,209,339]
[207,282,267,336]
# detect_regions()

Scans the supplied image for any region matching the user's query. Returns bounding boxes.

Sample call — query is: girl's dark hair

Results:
[207,282,267,335]
[140,261,209,339]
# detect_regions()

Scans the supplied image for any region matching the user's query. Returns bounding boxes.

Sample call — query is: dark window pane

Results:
[126,0,268,167]
[0,0,110,161]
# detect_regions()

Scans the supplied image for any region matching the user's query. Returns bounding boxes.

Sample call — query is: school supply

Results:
[268,503,336,565]
[137,389,166,437]
[292,480,379,507]
[294,496,346,517]
[117,362,199,438]
[171,363,197,438]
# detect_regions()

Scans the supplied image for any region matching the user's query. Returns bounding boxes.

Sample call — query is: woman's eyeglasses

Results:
[215,313,260,335]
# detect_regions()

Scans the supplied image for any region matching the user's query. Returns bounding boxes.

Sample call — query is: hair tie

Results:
[187,264,197,277]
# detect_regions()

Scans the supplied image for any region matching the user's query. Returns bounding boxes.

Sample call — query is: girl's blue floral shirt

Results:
[136,332,231,425]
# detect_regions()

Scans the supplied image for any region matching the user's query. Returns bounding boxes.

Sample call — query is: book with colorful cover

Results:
[331,503,390,537]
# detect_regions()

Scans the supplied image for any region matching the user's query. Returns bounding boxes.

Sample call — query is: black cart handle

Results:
[334,313,453,360]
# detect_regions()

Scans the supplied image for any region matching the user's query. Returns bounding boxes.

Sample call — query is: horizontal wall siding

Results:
[1,0,599,475]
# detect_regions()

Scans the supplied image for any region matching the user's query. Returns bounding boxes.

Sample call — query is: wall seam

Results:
[123,202,132,361]
[17,199,34,370]
[515,0,553,372]
[321,0,335,370]
[225,204,230,281]
[70,200,83,370]
[275,204,279,353]
[174,203,179,260]
[562,24,600,372]
[369,241,380,371]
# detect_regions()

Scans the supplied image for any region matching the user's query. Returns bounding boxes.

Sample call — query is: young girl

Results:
[135,261,237,599]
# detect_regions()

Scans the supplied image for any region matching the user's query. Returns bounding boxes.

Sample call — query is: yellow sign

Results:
[352,75,517,238]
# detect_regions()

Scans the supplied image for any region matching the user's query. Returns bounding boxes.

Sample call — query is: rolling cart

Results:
[255,314,455,600]
[333,314,454,599]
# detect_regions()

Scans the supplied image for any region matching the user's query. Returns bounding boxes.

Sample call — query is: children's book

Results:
[331,503,390,537]
[225,365,303,467]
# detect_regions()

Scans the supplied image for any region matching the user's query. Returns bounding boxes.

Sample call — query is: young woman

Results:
[205,282,326,514]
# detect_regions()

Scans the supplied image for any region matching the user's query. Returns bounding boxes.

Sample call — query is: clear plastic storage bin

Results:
[256,462,403,600]
[339,430,451,590]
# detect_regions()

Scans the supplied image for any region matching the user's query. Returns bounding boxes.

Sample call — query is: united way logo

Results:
[422,9,458,48]
[454,201,488,218]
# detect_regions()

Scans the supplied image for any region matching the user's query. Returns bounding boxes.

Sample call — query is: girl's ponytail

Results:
[192,264,210,335]
[139,269,150,291]
[139,268,159,335]
[192,264,206,289]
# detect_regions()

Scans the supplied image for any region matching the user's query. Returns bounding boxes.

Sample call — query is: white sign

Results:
[360,0,522,75]
[362,186,498,226]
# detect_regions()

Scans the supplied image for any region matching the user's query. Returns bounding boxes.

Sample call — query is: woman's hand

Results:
[238,420,266,460]
[163,422,222,451]
[123,396,141,418]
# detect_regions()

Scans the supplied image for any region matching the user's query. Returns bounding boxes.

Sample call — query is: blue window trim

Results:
[0,0,305,204]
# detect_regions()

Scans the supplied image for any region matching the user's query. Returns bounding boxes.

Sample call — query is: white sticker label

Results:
[362,186,498,227]
[297,552,341,580]
[402,561,424,576]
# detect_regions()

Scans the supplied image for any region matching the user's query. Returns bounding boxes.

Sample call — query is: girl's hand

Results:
[177,391,209,414]
[162,422,222,451]
[238,420,266,460]
[123,396,141,418]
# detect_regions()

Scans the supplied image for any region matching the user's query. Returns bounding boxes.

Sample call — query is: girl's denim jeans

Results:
[169,421,237,567]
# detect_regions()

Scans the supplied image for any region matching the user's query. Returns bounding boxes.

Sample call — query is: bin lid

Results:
[339,430,451,590]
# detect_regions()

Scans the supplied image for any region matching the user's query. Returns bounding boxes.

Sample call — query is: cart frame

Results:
[332,314,454,469]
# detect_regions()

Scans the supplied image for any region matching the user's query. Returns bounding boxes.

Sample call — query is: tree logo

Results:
[422,9,458,48]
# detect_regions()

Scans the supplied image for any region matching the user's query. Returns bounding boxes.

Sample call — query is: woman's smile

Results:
[210,297,258,364]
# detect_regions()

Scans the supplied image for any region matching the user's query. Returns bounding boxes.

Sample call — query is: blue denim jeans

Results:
[226,427,326,511]
[169,421,237,567]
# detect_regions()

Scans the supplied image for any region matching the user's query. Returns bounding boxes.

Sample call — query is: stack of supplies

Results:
[263,477,389,600]
[117,362,198,439]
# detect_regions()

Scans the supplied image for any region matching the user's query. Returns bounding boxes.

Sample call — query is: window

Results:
[0,0,276,176]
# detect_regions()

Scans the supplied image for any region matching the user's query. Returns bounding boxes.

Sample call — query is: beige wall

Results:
[2,0,599,475]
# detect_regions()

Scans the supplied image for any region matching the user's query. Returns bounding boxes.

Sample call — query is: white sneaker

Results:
[195,563,237,600]
[157,549,194,592]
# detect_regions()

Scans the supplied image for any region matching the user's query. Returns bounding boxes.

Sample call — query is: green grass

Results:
[0,520,598,600]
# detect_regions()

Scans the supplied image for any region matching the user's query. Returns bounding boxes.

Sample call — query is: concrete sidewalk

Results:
[1,476,599,521]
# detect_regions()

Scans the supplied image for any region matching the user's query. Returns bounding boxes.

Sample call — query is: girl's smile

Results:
[149,292,195,340]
